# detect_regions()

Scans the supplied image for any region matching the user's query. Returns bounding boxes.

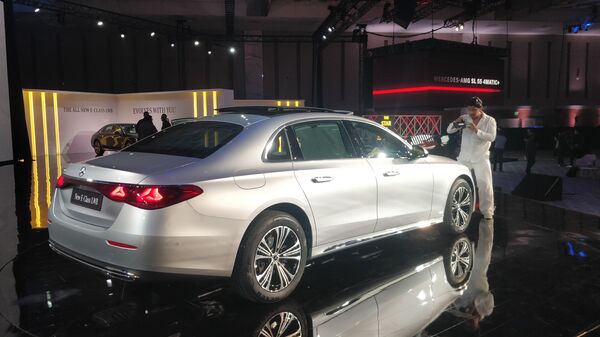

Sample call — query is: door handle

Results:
[311,176,334,183]
[383,171,400,177]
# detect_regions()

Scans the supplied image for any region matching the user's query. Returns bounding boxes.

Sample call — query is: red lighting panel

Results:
[373,85,501,95]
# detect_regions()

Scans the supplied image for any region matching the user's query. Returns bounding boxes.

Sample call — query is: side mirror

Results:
[411,145,428,159]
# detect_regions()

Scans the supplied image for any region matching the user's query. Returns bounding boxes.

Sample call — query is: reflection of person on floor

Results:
[450,219,495,329]
[525,129,537,174]
[493,129,507,172]
[135,111,158,140]
[447,97,497,220]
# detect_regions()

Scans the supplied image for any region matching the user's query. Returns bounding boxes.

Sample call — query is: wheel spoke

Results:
[281,240,301,258]
[459,194,471,207]
[257,261,275,289]
[276,227,291,253]
[276,262,293,289]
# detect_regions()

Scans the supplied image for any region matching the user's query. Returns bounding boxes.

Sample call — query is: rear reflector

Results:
[106,240,138,250]
[56,176,203,209]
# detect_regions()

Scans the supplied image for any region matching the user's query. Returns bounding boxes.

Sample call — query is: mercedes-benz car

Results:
[91,123,138,156]
[49,107,475,303]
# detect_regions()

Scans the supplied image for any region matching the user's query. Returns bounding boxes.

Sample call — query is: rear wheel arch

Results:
[258,203,314,258]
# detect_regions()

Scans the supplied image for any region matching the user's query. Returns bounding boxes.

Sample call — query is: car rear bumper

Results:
[48,192,247,278]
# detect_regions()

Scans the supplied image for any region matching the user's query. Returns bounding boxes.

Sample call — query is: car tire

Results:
[232,210,307,303]
[93,140,104,156]
[443,236,473,287]
[442,178,473,234]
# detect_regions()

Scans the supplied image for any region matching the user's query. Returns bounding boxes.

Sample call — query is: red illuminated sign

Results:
[372,85,501,96]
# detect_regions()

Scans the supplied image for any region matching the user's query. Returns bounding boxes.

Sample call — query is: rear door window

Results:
[125,121,243,159]
[290,121,355,160]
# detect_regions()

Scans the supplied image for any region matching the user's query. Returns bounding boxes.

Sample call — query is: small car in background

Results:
[91,123,137,156]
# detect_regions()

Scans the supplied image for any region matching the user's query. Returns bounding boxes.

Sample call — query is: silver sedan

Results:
[48,107,475,303]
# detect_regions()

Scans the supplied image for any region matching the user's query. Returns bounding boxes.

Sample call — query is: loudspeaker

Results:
[393,0,417,29]
[512,174,562,201]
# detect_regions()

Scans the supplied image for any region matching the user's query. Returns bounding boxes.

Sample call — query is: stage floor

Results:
[1,160,600,337]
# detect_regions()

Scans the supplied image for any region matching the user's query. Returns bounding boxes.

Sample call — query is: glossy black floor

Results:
[1,161,600,337]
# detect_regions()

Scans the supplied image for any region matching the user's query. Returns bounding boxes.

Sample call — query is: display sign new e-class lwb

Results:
[369,38,506,111]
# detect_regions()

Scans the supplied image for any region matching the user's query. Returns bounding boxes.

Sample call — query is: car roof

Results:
[217,106,353,116]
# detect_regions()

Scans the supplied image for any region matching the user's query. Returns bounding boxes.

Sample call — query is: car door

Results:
[289,120,377,246]
[346,121,433,232]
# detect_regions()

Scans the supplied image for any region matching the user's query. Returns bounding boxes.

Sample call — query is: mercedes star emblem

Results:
[79,166,86,177]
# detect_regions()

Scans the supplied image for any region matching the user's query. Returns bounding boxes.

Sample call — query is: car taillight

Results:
[101,184,202,209]
[55,175,203,210]
[56,175,66,188]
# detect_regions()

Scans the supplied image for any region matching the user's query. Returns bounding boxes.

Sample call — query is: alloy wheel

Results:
[254,226,302,293]
[451,186,471,230]
[450,239,471,280]
[259,311,302,337]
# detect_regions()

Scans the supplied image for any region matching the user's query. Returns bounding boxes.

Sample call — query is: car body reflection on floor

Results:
[1,215,483,337]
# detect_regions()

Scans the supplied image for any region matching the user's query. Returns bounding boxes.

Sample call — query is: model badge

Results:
[79,166,86,177]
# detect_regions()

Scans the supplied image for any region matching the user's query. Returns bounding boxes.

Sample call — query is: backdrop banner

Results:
[23,88,304,157]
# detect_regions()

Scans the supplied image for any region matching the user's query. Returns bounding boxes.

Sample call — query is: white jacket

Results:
[447,112,497,163]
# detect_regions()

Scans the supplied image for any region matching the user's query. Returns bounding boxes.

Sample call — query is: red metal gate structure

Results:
[364,115,442,139]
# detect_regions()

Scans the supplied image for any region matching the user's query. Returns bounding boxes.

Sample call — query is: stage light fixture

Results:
[229,46,236,54]
[170,43,175,48]
[194,40,200,46]
[455,26,459,31]
[97,20,104,26]
[322,34,327,40]
[459,23,464,30]
[327,27,333,32]
[207,50,212,55]
[120,33,125,38]
[150,31,156,37]
[34,8,40,13]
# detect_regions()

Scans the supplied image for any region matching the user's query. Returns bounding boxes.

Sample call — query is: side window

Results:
[349,121,410,159]
[265,130,291,161]
[113,126,123,134]
[103,125,114,133]
[291,121,354,160]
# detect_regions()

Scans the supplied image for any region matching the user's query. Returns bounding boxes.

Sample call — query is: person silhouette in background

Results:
[493,129,507,172]
[525,129,537,174]
[161,113,171,130]
[135,111,158,141]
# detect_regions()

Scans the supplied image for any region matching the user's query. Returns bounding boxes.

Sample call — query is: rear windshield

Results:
[125,121,243,159]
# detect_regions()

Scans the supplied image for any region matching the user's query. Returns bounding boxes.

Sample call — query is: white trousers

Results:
[460,159,494,218]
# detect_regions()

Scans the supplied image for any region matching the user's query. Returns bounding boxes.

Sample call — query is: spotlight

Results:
[207,50,212,55]
[97,20,104,26]
[194,40,200,46]
[34,8,40,13]
[229,46,236,54]
[455,26,459,31]
[327,27,333,32]
[170,43,175,48]
[459,23,464,30]
[322,34,327,40]
[120,33,125,39]
[150,31,156,37]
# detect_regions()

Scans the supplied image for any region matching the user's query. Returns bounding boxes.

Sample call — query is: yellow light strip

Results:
[214,130,219,146]
[286,101,290,107]
[53,93,62,177]
[193,91,198,118]
[295,100,299,107]
[41,92,51,207]
[27,91,37,157]
[26,91,40,228]
[278,136,282,152]
[202,91,208,117]
[277,100,282,107]
[212,90,218,115]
